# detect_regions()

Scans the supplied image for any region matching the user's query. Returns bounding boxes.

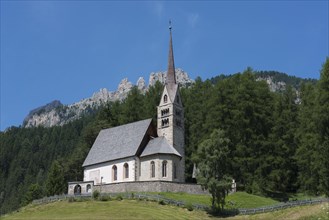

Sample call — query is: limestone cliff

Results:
[23,69,194,128]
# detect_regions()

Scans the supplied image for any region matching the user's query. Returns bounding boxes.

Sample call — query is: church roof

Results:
[140,136,181,158]
[166,84,179,103]
[165,22,179,103]
[166,23,176,85]
[82,118,153,167]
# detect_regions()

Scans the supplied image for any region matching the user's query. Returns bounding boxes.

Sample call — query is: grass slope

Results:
[153,191,278,208]
[2,200,210,220]
[2,200,328,220]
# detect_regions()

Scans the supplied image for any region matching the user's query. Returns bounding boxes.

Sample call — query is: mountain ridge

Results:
[23,69,317,128]
[23,68,193,128]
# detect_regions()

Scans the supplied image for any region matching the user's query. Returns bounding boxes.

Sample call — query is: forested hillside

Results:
[1,63,328,214]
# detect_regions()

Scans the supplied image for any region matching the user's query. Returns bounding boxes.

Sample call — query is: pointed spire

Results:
[166,20,176,85]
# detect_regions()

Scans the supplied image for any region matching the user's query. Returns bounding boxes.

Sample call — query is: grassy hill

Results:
[2,199,328,220]
[151,191,279,208]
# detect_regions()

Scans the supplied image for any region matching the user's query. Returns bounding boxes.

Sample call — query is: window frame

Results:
[150,161,155,178]
[162,160,167,178]
[124,163,129,179]
[112,165,118,181]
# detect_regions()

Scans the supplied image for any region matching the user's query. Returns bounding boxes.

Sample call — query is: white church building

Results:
[68,25,194,195]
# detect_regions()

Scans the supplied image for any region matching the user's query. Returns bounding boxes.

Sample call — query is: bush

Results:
[115,195,123,201]
[158,200,166,205]
[185,203,194,211]
[68,197,76,203]
[100,196,111,201]
[92,190,100,200]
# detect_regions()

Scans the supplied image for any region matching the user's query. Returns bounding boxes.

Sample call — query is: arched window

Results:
[112,165,117,181]
[150,161,155,178]
[124,163,129,179]
[74,184,81,195]
[164,95,168,103]
[86,184,91,193]
[162,161,167,177]
[173,163,177,179]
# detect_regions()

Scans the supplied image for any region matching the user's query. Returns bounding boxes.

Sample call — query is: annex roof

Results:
[82,118,153,167]
[140,136,181,158]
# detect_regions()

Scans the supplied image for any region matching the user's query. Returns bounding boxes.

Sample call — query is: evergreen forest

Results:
[1,58,328,214]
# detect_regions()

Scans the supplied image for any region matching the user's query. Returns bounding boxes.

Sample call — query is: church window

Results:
[161,118,169,127]
[164,95,168,103]
[162,161,167,177]
[151,161,155,178]
[161,108,169,117]
[173,163,177,179]
[112,165,117,181]
[124,163,129,179]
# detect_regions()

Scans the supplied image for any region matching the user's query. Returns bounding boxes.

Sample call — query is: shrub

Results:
[115,195,123,201]
[68,197,76,203]
[100,196,111,201]
[158,200,166,205]
[92,190,100,200]
[185,203,194,211]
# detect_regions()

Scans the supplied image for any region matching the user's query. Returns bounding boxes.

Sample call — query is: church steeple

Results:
[166,20,176,85]
[157,20,185,182]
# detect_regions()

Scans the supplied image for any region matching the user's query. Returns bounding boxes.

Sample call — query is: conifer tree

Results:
[316,57,329,196]
[295,83,320,194]
[46,160,65,196]
[265,86,298,193]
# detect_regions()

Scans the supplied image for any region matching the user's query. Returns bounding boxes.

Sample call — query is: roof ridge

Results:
[101,118,152,132]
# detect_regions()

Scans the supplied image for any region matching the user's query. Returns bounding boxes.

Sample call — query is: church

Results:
[68,25,191,195]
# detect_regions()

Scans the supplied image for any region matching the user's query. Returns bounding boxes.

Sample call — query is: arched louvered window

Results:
[112,165,117,181]
[164,95,168,103]
[173,163,177,179]
[151,161,155,178]
[162,161,167,177]
[124,163,129,179]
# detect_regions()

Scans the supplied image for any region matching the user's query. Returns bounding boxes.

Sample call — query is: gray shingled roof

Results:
[82,118,153,167]
[140,136,181,158]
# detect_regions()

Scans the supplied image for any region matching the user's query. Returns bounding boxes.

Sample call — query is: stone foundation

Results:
[68,180,208,195]
[94,181,208,194]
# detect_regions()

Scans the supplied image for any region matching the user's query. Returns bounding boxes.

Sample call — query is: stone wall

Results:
[93,181,208,195]
[68,181,94,195]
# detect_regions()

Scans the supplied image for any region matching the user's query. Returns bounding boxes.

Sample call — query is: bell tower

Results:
[157,21,185,182]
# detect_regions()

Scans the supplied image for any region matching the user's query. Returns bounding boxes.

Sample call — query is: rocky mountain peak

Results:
[256,76,286,92]
[23,69,194,128]
[149,68,194,87]
[137,77,146,91]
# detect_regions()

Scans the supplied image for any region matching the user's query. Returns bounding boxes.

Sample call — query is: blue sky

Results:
[1,1,328,130]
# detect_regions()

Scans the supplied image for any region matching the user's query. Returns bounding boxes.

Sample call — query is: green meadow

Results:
[2,192,328,220]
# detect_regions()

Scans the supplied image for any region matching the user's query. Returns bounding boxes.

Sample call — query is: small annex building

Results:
[68,24,191,195]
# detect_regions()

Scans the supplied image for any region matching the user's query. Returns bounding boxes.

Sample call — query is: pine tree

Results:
[46,160,65,196]
[317,57,329,196]
[265,86,298,193]
[295,83,320,194]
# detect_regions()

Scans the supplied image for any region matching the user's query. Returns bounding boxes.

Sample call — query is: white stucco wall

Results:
[83,157,136,185]
[139,154,181,182]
